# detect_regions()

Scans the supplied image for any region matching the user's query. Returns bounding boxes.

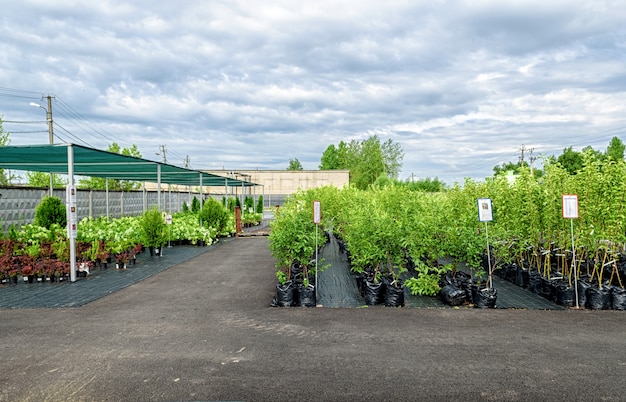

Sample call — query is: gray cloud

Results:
[1,0,626,185]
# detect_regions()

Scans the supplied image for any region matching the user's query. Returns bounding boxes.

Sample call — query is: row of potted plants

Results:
[1,198,239,284]
[268,151,626,309]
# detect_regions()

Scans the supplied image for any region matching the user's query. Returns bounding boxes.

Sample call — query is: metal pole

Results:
[485,221,492,289]
[315,223,318,305]
[68,145,76,283]
[571,218,579,308]
[47,97,54,195]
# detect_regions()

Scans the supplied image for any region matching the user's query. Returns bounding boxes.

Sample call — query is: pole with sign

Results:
[562,194,579,308]
[166,214,173,248]
[477,198,493,289]
[313,200,321,305]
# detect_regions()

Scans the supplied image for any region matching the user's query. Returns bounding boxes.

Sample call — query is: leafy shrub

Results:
[256,195,264,213]
[34,196,66,229]
[199,197,228,233]
[140,206,166,248]
[191,196,200,213]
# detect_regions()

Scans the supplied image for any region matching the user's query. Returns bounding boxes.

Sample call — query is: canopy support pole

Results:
[67,145,77,283]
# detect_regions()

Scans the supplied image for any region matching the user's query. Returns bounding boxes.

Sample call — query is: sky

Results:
[1,0,626,185]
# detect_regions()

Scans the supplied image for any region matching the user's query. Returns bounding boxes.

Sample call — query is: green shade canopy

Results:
[0,143,257,187]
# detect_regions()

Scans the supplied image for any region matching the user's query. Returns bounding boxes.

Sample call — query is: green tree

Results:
[78,142,143,190]
[287,158,303,170]
[351,136,385,190]
[26,171,66,188]
[381,138,404,179]
[406,177,446,192]
[606,136,625,161]
[557,146,584,174]
[319,144,339,170]
[320,136,404,189]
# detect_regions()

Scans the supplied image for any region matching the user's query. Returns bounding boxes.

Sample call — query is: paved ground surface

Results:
[2,236,626,401]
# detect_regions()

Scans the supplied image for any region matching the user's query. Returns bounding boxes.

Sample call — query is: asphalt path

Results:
[2,237,626,401]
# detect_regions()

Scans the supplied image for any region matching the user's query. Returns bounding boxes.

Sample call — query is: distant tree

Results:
[351,136,385,190]
[493,161,529,176]
[606,136,625,161]
[557,146,584,174]
[406,177,446,192]
[287,158,303,170]
[320,136,404,189]
[381,138,404,179]
[78,142,143,190]
[26,171,66,188]
[319,145,339,170]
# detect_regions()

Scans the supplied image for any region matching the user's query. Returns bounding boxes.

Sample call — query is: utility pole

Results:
[46,95,53,145]
[156,145,167,163]
[529,148,536,177]
[184,155,190,168]
[519,144,536,175]
[30,95,55,195]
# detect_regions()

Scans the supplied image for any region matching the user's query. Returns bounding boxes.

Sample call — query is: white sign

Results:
[313,200,321,224]
[477,198,493,222]
[562,195,579,219]
[66,185,76,204]
[165,214,172,225]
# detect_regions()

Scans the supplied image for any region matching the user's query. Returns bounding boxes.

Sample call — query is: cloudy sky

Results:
[2,0,626,184]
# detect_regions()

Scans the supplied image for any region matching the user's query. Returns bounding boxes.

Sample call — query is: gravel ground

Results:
[1,236,626,402]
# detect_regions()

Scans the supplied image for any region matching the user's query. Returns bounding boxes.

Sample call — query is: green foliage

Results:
[77,142,142,190]
[191,196,200,213]
[405,262,450,296]
[319,144,338,170]
[199,197,228,233]
[287,158,303,170]
[26,171,66,188]
[227,197,237,212]
[140,206,167,248]
[182,201,189,213]
[244,196,254,212]
[319,136,404,189]
[33,196,67,229]
[606,136,625,161]
[256,195,264,213]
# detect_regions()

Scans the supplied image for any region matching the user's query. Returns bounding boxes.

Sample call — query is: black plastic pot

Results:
[555,283,576,307]
[515,266,529,288]
[296,283,316,307]
[273,280,295,307]
[440,285,466,306]
[474,287,497,309]
[363,280,384,305]
[587,286,611,310]
[384,283,405,307]
[610,286,626,310]
[577,279,591,308]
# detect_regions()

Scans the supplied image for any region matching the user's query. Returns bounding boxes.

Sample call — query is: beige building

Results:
[145,170,350,206]
[204,170,350,195]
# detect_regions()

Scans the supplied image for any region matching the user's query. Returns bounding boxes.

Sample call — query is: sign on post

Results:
[477,198,493,222]
[313,200,321,224]
[562,195,579,219]
[563,194,580,308]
